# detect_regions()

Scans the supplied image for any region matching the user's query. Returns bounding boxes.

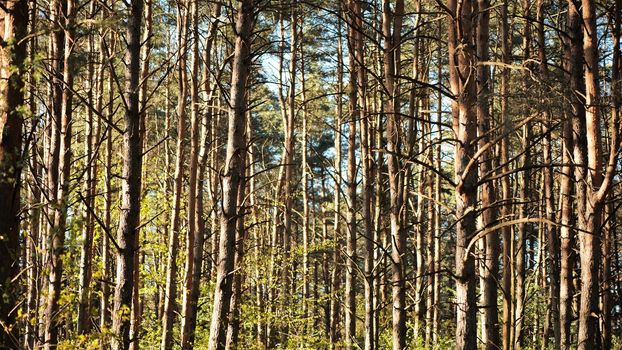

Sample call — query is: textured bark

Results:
[111,0,143,347]
[537,0,560,346]
[560,1,582,348]
[447,0,478,349]
[101,43,115,343]
[514,3,532,346]
[24,1,39,346]
[350,0,374,347]
[329,15,343,348]
[602,4,620,346]
[44,0,74,346]
[225,141,248,350]
[77,4,104,333]
[345,1,358,345]
[207,1,254,348]
[577,0,610,347]
[180,4,221,348]
[300,22,311,331]
[432,27,443,343]
[499,3,513,349]
[475,1,499,348]
[0,0,27,347]
[382,1,406,348]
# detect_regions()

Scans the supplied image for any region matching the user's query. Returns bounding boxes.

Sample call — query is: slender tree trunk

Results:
[559,1,582,348]
[447,0,478,348]
[180,3,221,348]
[499,2,513,349]
[329,13,344,348]
[161,2,189,348]
[207,1,254,348]
[475,1,500,347]
[45,0,74,346]
[299,18,311,332]
[345,2,358,345]
[225,128,248,350]
[350,1,374,348]
[112,0,144,347]
[101,40,116,343]
[24,0,39,345]
[181,2,199,344]
[536,0,560,346]
[382,1,406,348]
[77,4,104,333]
[432,24,443,343]
[514,3,532,346]
[602,4,620,346]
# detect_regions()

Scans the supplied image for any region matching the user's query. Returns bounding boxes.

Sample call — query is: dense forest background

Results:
[0,0,621,349]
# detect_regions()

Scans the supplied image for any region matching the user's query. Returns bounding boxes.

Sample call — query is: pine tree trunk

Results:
[45,0,74,346]
[345,2,358,345]
[161,3,189,348]
[0,0,27,347]
[475,1,500,347]
[112,0,144,347]
[207,1,254,348]
[447,1,478,348]
[382,1,406,348]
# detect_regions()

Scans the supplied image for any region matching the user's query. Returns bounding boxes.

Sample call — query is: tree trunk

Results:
[329,13,343,348]
[180,3,221,348]
[161,2,189,349]
[345,1,358,345]
[382,1,406,348]
[350,0,374,348]
[499,2,513,349]
[77,4,104,333]
[112,0,143,347]
[577,0,611,347]
[101,39,116,343]
[475,0,500,347]
[0,0,27,347]
[560,1,583,348]
[225,133,248,350]
[447,0,478,349]
[45,0,74,346]
[207,1,254,348]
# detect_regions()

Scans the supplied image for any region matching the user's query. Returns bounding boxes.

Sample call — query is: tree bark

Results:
[180,3,221,348]
[112,0,144,347]
[475,0,500,347]
[44,0,74,346]
[447,0,478,348]
[381,1,406,348]
[161,2,189,348]
[207,1,254,348]
[0,0,27,347]
[345,1,358,346]
[329,13,344,349]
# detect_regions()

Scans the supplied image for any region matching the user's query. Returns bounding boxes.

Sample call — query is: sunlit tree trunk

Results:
[499,2,513,349]
[475,0,499,347]
[180,4,221,348]
[381,1,406,348]
[329,12,344,349]
[207,1,254,348]
[161,2,189,348]
[447,0,478,348]
[345,1,358,346]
